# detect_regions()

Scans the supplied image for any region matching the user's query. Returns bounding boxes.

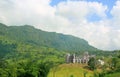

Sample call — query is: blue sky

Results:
[0,0,120,50]
[50,0,117,21]
[50,0,116,10]
[50,0,67,6]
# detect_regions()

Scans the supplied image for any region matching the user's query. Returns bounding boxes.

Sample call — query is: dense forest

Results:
[0,23,120,77]
[0,23,98,52]
[0,37,65,77]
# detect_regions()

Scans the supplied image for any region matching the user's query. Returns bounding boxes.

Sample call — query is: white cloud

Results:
[0,0,55,25]
[111,1,120,30]
[55,1,107,23]
[0,0,120,50]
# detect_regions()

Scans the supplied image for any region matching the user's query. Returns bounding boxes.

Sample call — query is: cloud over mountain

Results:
[0,0,120,50]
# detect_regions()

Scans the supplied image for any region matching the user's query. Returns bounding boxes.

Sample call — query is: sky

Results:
[0,0,120,50]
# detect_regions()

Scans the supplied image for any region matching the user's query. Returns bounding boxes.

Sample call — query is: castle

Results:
[66,52,95,64]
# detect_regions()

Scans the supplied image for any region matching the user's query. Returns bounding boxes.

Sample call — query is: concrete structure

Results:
[98,59,105,65]
[66,52,94,64]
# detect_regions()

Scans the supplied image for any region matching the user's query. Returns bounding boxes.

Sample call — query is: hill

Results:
[48,63,94,77]
[0,23,118,77]
[0,23,97,52]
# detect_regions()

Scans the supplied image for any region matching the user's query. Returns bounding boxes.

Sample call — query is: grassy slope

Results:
[104,72,120,77]
[48,64,94,77]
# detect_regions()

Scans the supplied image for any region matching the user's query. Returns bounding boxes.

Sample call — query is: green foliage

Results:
[0,23,113,57]
[37,61,55,77]
[93,70,99,77]
[0,39,65,77]
[0,23,97,52]
[99,54,120,77]
[0,23,120,77]
[83,71,88,77]
[0,40,17,58]
[88,57,96,70]
[104,72,120,77]
[107,57,120,71]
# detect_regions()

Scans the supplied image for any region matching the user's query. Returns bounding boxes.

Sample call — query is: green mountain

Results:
[0,23,97,52]
[0,23,117,77]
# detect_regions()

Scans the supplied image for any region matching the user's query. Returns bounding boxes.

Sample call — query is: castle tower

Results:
[73,54,76,63]
[66,53,70,63]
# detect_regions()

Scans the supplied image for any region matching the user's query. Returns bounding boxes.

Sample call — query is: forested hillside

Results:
[0,23,119,77]
[0,23,66,76]
[0,23,97,53]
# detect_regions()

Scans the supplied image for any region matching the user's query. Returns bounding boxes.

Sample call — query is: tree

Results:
[111,58,118,70]
[37,61,54,77]
[112,57,120,71]
[88,57,96,70]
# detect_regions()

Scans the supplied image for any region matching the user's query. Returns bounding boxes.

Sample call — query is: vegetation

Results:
[48,64,94,77]
[0,23,120,77]
[104,72,120,77]
[0,45,65,77]
[88,57,96,70]
[0,23,97,52]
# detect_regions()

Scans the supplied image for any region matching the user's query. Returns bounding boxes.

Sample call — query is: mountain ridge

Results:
[0,23,97,52]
